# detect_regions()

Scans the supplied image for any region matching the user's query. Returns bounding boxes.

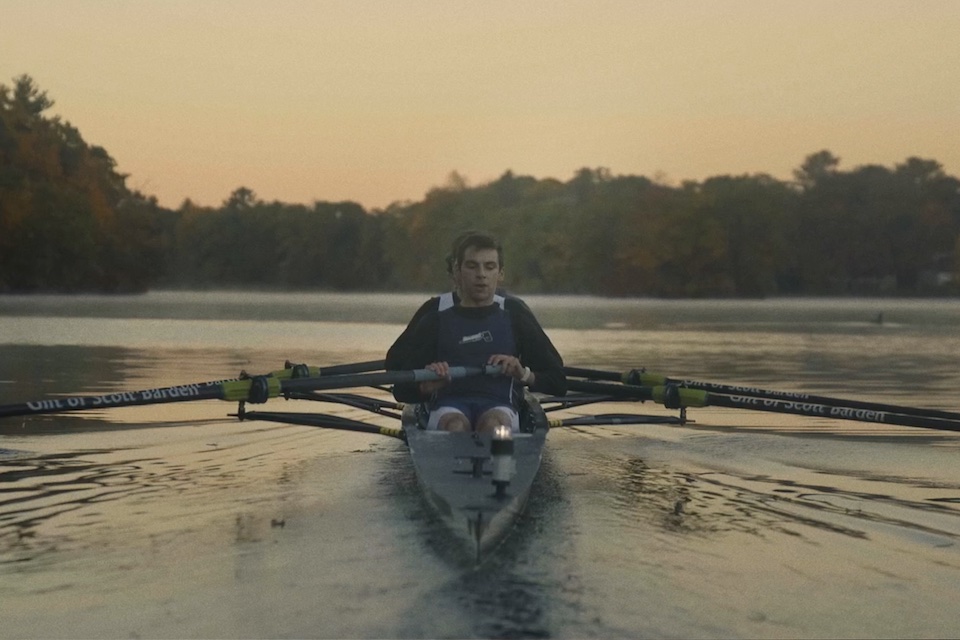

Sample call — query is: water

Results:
[1,292,960,638]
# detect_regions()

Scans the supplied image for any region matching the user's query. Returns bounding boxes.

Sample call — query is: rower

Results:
[390,232,566,434]
[384,229,532,372]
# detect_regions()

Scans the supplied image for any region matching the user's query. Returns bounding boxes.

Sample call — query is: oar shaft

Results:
[0,382,227,418]
[550,414,684,427]
[567,379,960,432]
[634,372,960,423]
[237,410,405,439]
[277,365,497,394]
[0,359,390,419]
[566,366,960,425]
[566,380,656,401]
[0,365,497,420]
[705,392,960,432]
[317,359,385,374]
[285,360,386,377]
[562,366,623,382]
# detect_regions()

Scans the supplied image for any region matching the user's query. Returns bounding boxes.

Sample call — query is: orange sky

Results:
[3,0,959,210]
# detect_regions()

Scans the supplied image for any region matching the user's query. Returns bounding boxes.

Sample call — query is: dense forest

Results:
[2,75,959,297]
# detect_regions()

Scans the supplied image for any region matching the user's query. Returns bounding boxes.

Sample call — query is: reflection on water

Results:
[545,426,960,637]
[2,293,960,637]
[607,455,960,545]
[0,449,151,558]
[0,444,250,561]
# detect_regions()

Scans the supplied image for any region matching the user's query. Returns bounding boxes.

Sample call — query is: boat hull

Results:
[402,406,547,561]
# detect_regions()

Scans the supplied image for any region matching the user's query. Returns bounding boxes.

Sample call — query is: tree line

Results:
[2,75,959,297]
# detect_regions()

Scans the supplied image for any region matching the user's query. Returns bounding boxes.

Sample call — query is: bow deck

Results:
[402,407,548,562]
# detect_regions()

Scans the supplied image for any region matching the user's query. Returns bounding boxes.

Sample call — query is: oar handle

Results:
[273,365,500,396]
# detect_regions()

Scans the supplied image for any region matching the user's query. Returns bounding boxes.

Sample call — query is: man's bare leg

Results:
[475,408,515,435]
[437,411,471,432]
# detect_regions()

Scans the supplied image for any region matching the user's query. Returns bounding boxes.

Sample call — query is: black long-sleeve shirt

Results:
[391,297,566,403]
[385,289,533,371]
[385,295,441,371]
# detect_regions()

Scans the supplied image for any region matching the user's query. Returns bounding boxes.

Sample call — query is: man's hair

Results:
[454,232,503,269]
[445,229,478,275]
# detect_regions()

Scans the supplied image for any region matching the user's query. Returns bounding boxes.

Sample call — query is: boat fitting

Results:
[491,425,516,498]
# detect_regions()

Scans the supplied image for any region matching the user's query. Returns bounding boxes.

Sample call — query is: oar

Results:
[549,413,684,427]
[280,359,385,378]
[0,366,497,420]
[0,358,387,420]
[539,393,617,410]
[283,392,404,420]
[565,366,960,423]
[286,391,402,410]
[0,361,340,419]
[233,410,405,439]
[566,380,960,433]
[242,408,683,434]
[563,366,626,382]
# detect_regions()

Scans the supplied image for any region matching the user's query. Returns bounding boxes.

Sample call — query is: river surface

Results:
[1,292,960,638]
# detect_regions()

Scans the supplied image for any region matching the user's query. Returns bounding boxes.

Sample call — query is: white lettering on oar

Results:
[729,396,831,416]
[829,406,886,422]
[92,392,140,406]
[773,400,828,415]
[27,399,66,411]
[23,385,205,413]
[139,385,203,401]
[87,385,204,406]
[720,384,810,400]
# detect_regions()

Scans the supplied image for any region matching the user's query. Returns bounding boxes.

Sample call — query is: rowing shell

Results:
[401,395,548,562]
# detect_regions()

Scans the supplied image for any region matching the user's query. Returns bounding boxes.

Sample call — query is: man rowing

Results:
[384,230,531,371]
[391,232,566,433]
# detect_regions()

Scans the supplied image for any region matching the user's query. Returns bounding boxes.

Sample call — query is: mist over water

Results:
[2,293,960,638]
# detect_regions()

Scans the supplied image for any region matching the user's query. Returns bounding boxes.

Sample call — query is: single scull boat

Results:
[399,394,549,561]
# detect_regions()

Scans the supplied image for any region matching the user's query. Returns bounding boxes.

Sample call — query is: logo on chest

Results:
[459,330,494,345]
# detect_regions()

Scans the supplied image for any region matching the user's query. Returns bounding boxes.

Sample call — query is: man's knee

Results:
[437,412,470,432]
[476,408,516,434]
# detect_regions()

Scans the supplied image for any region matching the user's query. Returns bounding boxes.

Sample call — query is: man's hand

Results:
[487,354,527,381]
[419,361,451,395]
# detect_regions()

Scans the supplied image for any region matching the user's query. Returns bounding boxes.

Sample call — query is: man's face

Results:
[456,246,503,306]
